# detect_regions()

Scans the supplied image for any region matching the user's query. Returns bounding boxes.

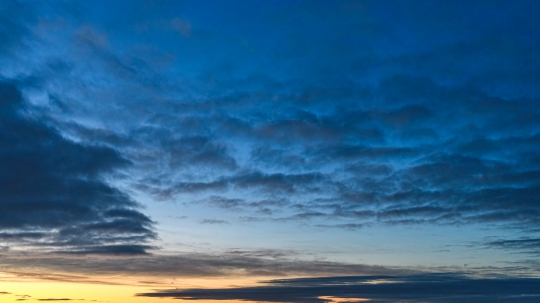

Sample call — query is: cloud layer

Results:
[1,0,540,277]
[0,81,155,254]
[138,274,540,303]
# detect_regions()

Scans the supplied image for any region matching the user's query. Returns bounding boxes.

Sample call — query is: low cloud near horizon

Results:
[138,274,540,303]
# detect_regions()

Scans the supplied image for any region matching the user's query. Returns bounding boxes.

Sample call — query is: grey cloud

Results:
[277,212,328,222]
[0,251,415,279]
[204,196,245,210]
[200,219,229,225]
[226,249,298,259]
[315,223,368,231]
[377,206,452,220]
[202,196,287,215]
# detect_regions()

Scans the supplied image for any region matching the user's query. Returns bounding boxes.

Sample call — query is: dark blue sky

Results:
[1,0,540,302]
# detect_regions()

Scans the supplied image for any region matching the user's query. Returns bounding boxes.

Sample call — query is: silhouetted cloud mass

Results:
[0,81,155,254]
[138,274,540,303]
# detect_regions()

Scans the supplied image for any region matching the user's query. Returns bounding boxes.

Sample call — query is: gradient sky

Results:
[1,0,540,302]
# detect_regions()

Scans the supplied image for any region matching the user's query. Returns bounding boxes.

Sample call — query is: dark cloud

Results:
[140,170,327,201]
[0,232,47,240]
[485,238,540,255]
[201,196,288,216]
[138,274,540,303]
[58,245,156,256]
[0,81,155,254]
[166,136,238,170]
[203,196,245,210]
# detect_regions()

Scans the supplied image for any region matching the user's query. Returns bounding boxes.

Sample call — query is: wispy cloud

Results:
[200,219,229,225]
[0,251,416,280]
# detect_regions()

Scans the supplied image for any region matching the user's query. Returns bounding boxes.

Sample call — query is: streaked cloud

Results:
[138,274,540,303]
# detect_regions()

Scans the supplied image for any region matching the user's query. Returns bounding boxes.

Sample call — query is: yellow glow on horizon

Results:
[0,270,374,303]
[0,272,287,303]
[0,281,166,303]
[0,281,274,303]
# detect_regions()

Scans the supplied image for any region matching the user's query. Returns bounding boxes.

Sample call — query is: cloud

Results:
[138,135,239,172]
[485,238,540,255]
[0,251,415,280]
[200,196,288,215]
[170,18,191,37]
[0,81,155,254]
[137,274,540,303]
[1,0,540,266]
[0,0,34,53]
[58,245,157,255]
[200,219,229,225]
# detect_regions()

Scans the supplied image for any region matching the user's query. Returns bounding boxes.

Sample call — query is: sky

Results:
[1,0,540,302]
